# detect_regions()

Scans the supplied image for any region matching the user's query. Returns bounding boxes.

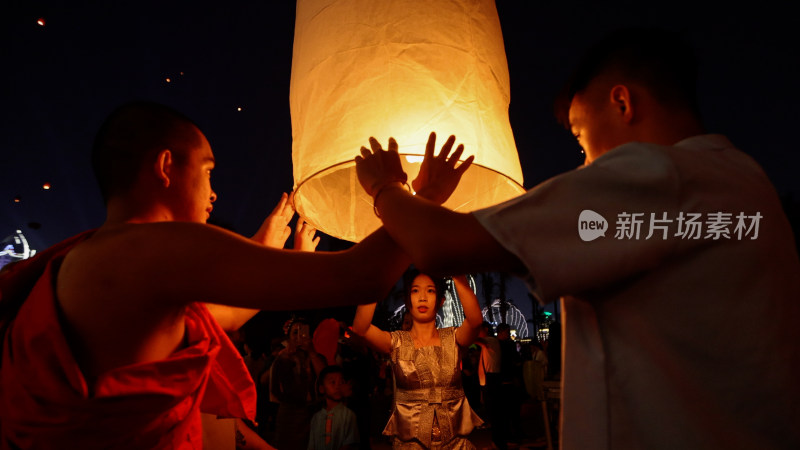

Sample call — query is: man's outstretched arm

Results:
[355,133,525,277]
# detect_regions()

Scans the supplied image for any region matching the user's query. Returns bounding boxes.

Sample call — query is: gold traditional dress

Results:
[384,327,483,449]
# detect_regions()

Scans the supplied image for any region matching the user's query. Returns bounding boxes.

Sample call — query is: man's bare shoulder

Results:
[57,222,214,308]
[55,224,198,377]
[61,222,237,278]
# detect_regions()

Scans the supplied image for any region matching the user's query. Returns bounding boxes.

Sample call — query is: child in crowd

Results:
[308,365,359,450]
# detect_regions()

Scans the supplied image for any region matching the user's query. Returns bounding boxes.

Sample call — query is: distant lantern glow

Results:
[42,183,51,190]
[37,18,45,26]
[290,0,524,242]
[13,196,21,203]
[237,107,242,112]
[165,77,171,83]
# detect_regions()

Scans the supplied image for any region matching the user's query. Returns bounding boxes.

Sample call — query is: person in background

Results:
[353,271,483,449]
[270,317,326,450]
[474,322,504,450]
[308,365,359,450]
[496,323,522,444]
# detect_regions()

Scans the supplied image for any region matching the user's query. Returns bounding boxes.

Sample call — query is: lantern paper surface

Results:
[290,0,524,242]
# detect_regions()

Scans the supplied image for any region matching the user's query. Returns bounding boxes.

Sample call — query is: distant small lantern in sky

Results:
[37,18,45,26]
[42,183,51,190]
[13,196,21,203]
[165,77,171,83]
[290,0,524,242]
[237,107,242,112]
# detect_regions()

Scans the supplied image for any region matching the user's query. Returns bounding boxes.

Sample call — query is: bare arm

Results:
[453,275,482,347]
[355,133,525,277]
[206,194,320,330]
[352,302,392,354]
[58,222,410,313]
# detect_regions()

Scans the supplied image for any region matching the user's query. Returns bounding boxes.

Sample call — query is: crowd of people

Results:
[1,27,799,449]
[229,307,557,449]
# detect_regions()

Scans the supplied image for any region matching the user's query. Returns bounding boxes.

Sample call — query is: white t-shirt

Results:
[474,135,800,449]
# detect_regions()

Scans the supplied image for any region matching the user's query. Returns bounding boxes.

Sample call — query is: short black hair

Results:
[91,101,203,203]
[555,28,699,128]
[317,365,344,393]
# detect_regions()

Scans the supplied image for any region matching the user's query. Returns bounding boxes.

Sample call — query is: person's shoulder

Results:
[390,329,408,339]
[592,141,676,176]
[442,326,461,341]
[335,402,357,415]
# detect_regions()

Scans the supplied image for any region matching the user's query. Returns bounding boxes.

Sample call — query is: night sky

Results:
[3,1,798,276]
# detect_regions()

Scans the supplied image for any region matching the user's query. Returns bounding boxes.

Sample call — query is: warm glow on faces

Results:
[568,82,628,165]
[169,130,217,223]
[408,274,440,323]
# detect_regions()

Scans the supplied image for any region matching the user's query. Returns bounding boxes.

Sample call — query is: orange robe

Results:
[0,232,256,449]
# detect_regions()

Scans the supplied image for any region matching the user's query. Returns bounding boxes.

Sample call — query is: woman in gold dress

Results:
[353,270,484,449]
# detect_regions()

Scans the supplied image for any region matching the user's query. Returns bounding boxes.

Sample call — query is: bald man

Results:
[0,101,468,447]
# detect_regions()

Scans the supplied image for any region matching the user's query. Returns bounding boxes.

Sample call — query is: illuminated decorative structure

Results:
[0,230,36,270]
[290,0,524,242]
[483,299,529,338]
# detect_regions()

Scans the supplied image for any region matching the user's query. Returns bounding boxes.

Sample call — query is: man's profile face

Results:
[568,82,629,164]
[169,129,217,223]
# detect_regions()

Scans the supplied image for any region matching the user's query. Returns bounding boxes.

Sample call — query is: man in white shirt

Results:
[354,28,800,449]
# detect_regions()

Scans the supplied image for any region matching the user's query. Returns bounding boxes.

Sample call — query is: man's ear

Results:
[155,149,172,188]
[610,85,634,123]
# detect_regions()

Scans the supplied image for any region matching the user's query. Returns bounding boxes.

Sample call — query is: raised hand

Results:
[355,137,408,197]
[294,219,320,252]
[412,132,474,205]
[252,192,295,248]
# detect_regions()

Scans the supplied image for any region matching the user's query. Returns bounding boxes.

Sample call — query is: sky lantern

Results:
[290,0,524,242]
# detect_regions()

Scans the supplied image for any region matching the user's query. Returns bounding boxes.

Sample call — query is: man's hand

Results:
[252,192,295,248]
[355,137,408,197]
[412,132,474,205]
[294,219,320,252]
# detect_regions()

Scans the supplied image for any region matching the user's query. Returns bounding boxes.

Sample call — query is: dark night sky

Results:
[3,0,798,254]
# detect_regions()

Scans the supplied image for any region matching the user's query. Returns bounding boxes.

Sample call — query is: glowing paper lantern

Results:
[290,0,524,242]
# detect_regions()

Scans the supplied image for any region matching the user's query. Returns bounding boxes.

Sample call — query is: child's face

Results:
[321,372,345,401]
